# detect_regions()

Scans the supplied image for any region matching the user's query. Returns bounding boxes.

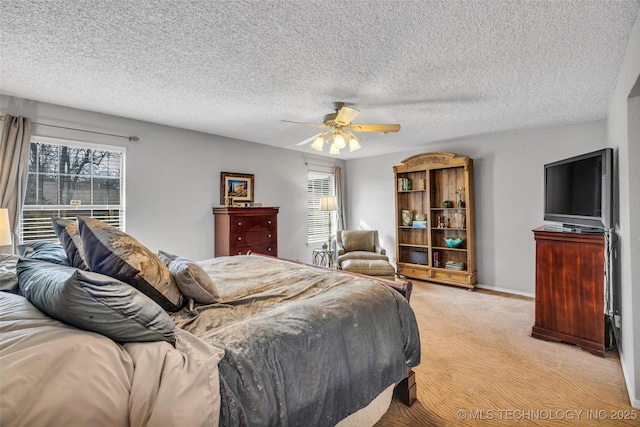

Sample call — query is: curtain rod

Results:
[305,161,336,169]
[0,114,139,141]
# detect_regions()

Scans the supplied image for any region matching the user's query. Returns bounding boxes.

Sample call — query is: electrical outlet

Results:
[614,314,621,328]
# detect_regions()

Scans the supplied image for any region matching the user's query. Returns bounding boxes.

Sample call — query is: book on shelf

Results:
[445,261,465,270]
[412,220,427,228]
[397,178,412,191]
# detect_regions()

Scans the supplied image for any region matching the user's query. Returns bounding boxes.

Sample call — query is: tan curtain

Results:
[334,166,345,230]
[0,115,32,252]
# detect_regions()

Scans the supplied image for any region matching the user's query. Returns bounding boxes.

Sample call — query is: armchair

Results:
[335,230,395,280]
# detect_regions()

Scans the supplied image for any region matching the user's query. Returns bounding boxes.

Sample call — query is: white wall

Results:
[344,120,607,296]
[0,95,342,264]
[607,9,640,409]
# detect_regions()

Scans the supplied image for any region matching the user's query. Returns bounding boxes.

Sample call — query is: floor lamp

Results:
[320,196,338,249]
[0,208,12,254]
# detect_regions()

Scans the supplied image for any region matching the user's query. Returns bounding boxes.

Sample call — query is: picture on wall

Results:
[220,172,254,204]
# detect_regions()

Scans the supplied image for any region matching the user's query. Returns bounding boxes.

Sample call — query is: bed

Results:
[0,216,420,426]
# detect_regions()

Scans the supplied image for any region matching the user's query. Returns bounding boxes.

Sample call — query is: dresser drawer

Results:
[228,243,277,256]
[230,215,277,232]
[230,230,276,247]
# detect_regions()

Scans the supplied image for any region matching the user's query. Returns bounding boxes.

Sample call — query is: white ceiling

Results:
[1,1,638,159]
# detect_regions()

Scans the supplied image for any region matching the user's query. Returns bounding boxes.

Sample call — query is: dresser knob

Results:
[267,234,271,238]
[267,248,272,252]
[237,237,242,241]
[237,251,242,255]
[237,222,242,226]
[267,220,272,224]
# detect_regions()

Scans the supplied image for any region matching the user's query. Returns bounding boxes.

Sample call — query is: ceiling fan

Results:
[282,102,401,154]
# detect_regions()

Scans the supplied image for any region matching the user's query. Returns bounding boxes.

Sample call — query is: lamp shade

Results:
[320,196,338,211]
[0,208,12,246]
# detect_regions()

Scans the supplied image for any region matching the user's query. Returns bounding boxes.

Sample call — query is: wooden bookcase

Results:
[393,152,476,289]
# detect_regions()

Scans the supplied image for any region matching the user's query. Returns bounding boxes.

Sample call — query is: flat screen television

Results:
[544,148,613,230]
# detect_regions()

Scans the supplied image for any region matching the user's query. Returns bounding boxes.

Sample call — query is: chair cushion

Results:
[338,251,389,264]
[341,259,396,277]
[340,230,375,253]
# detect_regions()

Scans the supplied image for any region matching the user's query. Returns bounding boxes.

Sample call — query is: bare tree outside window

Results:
[21,139,125,242]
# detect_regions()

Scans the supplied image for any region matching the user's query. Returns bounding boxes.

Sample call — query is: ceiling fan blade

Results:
[350,124,401,133]
[295,132,324,146]
[335,106,360,125]
[282,120,327,128]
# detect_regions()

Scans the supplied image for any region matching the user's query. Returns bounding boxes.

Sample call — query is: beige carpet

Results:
[376,281,637,426]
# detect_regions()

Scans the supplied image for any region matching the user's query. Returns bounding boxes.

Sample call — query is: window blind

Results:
[307,170,335,244]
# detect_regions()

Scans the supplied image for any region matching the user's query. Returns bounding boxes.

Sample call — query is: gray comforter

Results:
[171,255,420,427]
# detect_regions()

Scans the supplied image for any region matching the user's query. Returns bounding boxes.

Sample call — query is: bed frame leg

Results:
[394,369,416,406]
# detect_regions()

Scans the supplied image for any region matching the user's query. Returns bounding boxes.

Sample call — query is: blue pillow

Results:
[77,216,184,312]
[17,258,176,345]
[52,218,89,270]
[17,241,71,266]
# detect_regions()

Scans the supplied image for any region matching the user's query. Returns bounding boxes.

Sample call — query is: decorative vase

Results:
[457,198,465,208]
[322,243,328,251]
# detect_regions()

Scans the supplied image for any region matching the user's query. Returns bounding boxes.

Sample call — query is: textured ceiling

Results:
[1,0,639,159]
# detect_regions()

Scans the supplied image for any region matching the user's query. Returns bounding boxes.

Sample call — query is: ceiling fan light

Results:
[311,135,325,151]
[333,132,346,149]
[349,136,361,152]
[329,143,340,155]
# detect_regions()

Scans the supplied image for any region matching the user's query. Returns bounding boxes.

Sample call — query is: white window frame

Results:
[307,170,335,244]
[19,136,126,243]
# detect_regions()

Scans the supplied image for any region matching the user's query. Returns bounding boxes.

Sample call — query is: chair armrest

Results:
[336,239,345,256]
[375,244,386,255]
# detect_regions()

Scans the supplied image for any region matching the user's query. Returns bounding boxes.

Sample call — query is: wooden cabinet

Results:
[393,152,476,289]
[213,207,279,257]
[532,227,605,356]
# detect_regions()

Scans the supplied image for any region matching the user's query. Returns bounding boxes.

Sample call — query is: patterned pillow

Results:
[77,216,184,312]
[17,241,71,266]
[158,250,220,305]
[17,258,176,344]
[52,218,89,270]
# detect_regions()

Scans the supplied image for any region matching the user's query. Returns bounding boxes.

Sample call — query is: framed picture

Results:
[220,172,254,204]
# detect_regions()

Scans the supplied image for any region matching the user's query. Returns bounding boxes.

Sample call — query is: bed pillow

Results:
[52,217,89,270]
[158,250,220,304]
[0,254,20,294]
[17,258,176,344]
[77,216,184,312]
[17,240,71,266]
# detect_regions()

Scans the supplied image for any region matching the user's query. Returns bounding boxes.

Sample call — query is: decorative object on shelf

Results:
[320,196,338,246]
[444,237,464,248]
[452,186,465,207]
[445,260,465,270]
[220,172,254,205]
[433,250,442,267]
[437,215,445,228]
[402,210,413,226]
[415,213,425,221]
[453,212,465,229]
[416,179,425,190]
[412,220,427,228]
[441,200,453,208]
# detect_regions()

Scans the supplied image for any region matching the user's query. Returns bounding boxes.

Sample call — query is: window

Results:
[20,136,125,243]
[307,170,335,244]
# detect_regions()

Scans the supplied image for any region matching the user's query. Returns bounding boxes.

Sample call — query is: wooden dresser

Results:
[531,227,605,356]
[213,207,279,257]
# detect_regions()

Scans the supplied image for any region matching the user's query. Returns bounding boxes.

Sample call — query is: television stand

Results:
[531,226,605,356]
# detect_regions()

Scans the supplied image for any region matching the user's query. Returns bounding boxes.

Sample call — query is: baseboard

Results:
[619,350,640,408]
[476,284,534,298]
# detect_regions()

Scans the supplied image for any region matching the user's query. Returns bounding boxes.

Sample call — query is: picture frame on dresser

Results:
[220,172,254,204]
